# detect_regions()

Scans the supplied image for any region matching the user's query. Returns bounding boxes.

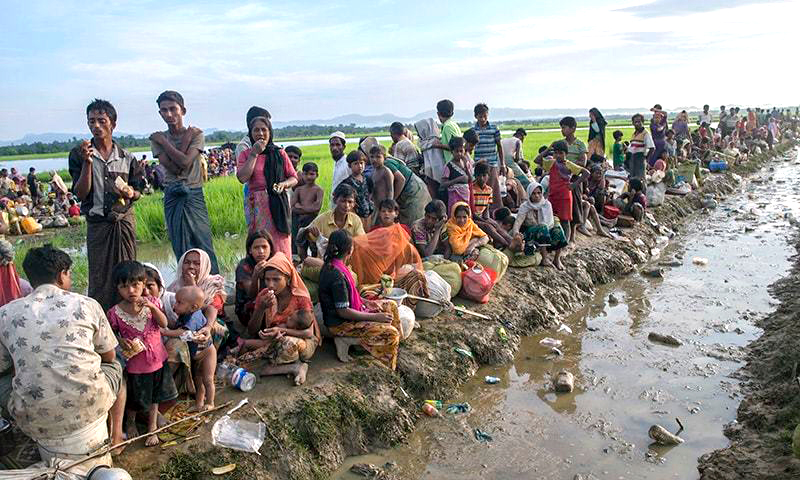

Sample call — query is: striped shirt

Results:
[473,123,501,164]
[628,129,654,155]
[472,182,493,215]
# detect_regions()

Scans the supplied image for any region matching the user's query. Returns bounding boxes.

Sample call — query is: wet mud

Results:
[117,142,798,479]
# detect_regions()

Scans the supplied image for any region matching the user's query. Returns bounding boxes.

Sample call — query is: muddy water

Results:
[335,150,800,479]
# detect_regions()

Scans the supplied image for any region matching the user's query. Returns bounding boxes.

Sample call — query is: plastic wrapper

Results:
[211,415,265,454]
[120,337,145,360]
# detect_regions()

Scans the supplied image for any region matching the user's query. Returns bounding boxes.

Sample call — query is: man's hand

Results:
[306,226,320,239]
[150,132,167,145]
[80,140,94,163]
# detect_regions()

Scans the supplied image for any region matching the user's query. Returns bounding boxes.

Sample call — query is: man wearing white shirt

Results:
[697,104,712,126]
[329,131,349,200]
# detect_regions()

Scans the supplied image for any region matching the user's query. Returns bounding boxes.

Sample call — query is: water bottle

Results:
[230,367,256,392]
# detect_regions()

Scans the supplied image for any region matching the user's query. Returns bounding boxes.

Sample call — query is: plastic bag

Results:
[398,304,415,340]
[646,182,667,207]
[211,415,266,454]
[476,245,509,281]
[422,257,462,298]
[414,271,451,318]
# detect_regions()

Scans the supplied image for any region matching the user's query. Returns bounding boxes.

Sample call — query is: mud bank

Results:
[698,171,800,476]
[119,143,796,480]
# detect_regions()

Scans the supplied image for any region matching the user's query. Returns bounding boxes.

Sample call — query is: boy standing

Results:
[612,130,625,170]
[368,145,394,218]
[285,145,304,187]
[150,90,220,273]
[473,103,504,210]
[291,162,323,256]
[429,99,460,198]
[341,150,374,226]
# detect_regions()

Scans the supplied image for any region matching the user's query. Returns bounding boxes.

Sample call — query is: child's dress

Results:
[107,297,177,411]
[441,160,471,211]
[176,310,210,357]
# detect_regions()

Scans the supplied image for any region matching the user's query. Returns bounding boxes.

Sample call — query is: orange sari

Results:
[349,223,423,285]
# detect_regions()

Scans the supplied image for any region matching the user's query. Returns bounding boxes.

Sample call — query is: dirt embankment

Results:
[125,143,797,480]
[698,198,800,476]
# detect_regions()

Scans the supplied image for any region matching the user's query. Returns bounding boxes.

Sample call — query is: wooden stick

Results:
[675,417,685,434]
[60,400,233,472]
[405,294,491,320]
[252,405,285,453]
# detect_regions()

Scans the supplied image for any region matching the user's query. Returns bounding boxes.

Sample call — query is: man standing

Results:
[27,167,39,204]
[150,90,219,274]
[69,99,144,310]
[329,131,349,197]
[0,245,125,473]
[501,128,530,189]
[697,104,712,127]
[472,103,504,210]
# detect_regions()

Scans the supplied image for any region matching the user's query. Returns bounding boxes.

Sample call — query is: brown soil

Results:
[115,142,798,479]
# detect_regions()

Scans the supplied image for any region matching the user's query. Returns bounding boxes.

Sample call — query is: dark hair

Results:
[248,116,273,145]
[538,145,549,154]
[520,160,531,172]
[448,136,465,152]
[111,261,146,286]
[613,130,624,140]
[346,150,366,165]
[474,103,489,116]
[245,229,275,261]
[500,215,515,227]
[424,199,447,217]
[324,229,353,263]
[389,122,405,135]
[703,104,709,109]
[156,90,185,109]
[246,106,271,124]
[666,129,674,136]
[369,144,387,156]
[453,204,470,217]
[22,244,72,287]
[29,167,35,172]
[378,198,399,212]
[436,99,454,117]
[333,183,357,201]
[551,140,569,153]
[474,160,490,176]
[559,116,577,129]
[285,145,302,158]
[302,162,318,173]
[534,167,543,177]
[629,178,643,192]
[86,98,117,123]
[631,113,644,123]
[463,128,479,145]
[143,266,163,291]
[493,207,511,222]
[514,128,527,137]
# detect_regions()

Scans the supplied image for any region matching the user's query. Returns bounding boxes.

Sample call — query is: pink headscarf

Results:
[168,248,227,307]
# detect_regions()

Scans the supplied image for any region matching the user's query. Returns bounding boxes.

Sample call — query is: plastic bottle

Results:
[230,367,256,392]
[421,403,439,417]
[485,376,500,384]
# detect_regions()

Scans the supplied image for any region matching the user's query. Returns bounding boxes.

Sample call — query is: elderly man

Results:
[0,245,125,473]
[150,90,219,273]
[68,99,144,310]
[329,131,348,198]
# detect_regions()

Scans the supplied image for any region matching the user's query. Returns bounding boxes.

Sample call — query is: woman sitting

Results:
[511,182,569,270]
[445,202,489,261]
[319,230,402,370]
[233,253,320,386]
[164,249,229,394]
[234,230,276,330]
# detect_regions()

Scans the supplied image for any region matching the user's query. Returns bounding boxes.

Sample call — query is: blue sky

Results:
[1,0,797,140]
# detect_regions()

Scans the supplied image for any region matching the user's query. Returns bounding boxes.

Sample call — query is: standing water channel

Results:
[336,148,800,479]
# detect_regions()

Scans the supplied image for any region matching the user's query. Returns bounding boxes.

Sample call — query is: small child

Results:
[519,160,535,182]
[612,130,625,170]
[440,136,471,212]
[372,198,410,235]
[67,199,80,217]
[285,146,304,187]
[368,145,394,218]
[665,129,677,157]
[291,162,323,257]
[472,161,512,249]
[106,261,175,446]
[341,150,374,226]
[168,286,216,412]
[411,200,447,258]
[615,178,647,222]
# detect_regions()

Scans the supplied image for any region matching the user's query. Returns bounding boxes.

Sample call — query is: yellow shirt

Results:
[541,158,584,175]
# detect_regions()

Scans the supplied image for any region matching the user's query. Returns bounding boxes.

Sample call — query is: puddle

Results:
[335,149,800,479]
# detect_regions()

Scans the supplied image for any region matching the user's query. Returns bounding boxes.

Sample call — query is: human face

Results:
[476,173,489,186]
[158,100,185,128]
[262,268,288,295]
[117,280,144,304]
[87,110,115,140]
[422,212,440,229]
[451,145,466,162]
[349,158,365,176]
[249,237,272,262]
[475,112,488,126]
[454,210,469,227]
[286,151,301,168]
[561,124,575,139]
[172,290,197,315]
[329,138,345,159]
[303,169,318,184]
[335,194,355,214]
[554,150,567,163]
[144,278,160,298]
[633,117,644,131]
[378,208,397,226]
[590,169,602,181]
[250,120,270,143]
[530,187,543,203]
[182,251,202,278]
[369,152,385,168]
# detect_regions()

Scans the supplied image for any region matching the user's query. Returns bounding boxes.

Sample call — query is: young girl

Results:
[445,202,489,261]
[440,136,472,212]
[511,182,568,270]
[371,199,411,235]
[107,261,176,447]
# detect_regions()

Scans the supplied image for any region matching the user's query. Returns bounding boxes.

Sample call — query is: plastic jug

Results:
[708,160,728,172]
[460,264,496,304]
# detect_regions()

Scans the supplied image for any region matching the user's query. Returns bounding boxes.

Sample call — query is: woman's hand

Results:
[210,321,226,336]
[182,271,197,286]
[194,328,211,345]
[258,327,284,340]
[252,259,268,278]
[255,288,276,310]
[370,311,393,323]
[252,139,267,155]
[118,337,133,350]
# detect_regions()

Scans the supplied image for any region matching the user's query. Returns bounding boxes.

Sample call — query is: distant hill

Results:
[0,132,144,147]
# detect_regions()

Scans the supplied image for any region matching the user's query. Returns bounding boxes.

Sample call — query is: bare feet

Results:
[334,337,358,363]
[599,228,614,239]
[577,225,592,236]
[228,337,246,356]
[145,434,160,447]
[554,257,565,271]
[540,258,554,268]
[124,416,139,441]
[156,412,167,428]
[202,404,214,412]
[293,363,309,386]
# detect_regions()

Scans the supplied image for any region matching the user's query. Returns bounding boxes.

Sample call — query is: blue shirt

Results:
[473,122,501,164]
[177,310,209,356]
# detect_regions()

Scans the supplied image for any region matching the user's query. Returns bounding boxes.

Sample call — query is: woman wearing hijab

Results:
[445,202,489,261]
[671,110,691,144]
[164,248,229,394]
[237,115,298,256]
[231,252,320,385]
[587,108,608,159]
[511,182,568,270]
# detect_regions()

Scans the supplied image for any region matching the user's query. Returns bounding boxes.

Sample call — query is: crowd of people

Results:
[0,91,797,475]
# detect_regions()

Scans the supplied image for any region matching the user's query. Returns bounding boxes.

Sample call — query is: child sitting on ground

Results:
[440,137,472,212]
[166,286,216,412]
[372,198,411,235]
[511,182,569,270]
[341,150,374,228]
[520,160,535,183]
[368,145,394,219]
[472,161,512,249]
[291,163,323,258]
[615,178,647,222]
[67,199,80,218]
[107,261,175,446]
[411,200,448,258]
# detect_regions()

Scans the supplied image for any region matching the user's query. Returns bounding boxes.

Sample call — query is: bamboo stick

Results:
[405,294,491,320]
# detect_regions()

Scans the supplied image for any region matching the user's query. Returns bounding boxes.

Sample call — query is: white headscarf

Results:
[517,181,554,228]
[142,262,178,326]
[168,248,227,307]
